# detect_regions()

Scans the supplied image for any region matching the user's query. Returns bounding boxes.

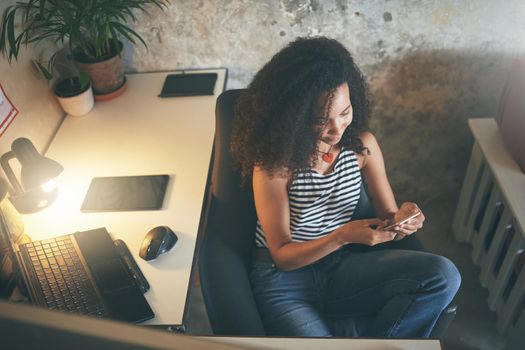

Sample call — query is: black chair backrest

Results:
[199,89,265,335]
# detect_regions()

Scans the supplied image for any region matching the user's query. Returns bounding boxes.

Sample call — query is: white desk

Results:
[21,68,227,325]
[203,336,443,350]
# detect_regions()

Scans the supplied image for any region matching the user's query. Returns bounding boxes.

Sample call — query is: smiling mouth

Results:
[325,134,342,142]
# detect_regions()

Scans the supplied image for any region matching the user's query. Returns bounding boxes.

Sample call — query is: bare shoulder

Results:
[355,131,380,169]
[359,131,379,148]
[252,166,290,219]
[253,166,289,190]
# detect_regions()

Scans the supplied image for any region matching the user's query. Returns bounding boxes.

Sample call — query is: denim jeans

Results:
[249,248,461,337]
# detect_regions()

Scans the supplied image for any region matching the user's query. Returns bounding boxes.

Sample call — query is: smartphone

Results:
[381,210,421,231]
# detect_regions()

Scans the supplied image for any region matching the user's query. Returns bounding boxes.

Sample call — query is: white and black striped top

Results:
[255,148,362,248]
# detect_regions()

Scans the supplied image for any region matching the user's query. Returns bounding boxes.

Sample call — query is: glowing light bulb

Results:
[41,180,57,193]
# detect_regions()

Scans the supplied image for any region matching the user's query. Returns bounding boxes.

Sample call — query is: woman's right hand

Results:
[335,218,397,246]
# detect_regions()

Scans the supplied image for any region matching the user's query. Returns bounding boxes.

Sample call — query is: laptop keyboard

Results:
[20,236,108,317]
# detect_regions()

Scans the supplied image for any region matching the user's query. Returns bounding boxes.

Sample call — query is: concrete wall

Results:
[1,0,524,205]
[128,0,525,204]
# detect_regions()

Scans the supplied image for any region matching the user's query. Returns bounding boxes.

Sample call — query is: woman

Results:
[231,36,461,338]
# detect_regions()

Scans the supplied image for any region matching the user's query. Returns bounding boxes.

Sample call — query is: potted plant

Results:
[41,60,95,117]
[54,75,95,116]
[28,46,95,117]
[1,0,169,100]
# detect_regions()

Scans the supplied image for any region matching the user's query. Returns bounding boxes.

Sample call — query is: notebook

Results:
[2,225,154,323]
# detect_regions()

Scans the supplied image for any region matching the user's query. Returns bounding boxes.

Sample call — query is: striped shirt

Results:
[255,148,362,248]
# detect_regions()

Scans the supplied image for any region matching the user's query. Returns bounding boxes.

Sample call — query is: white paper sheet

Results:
[0,83,18,136]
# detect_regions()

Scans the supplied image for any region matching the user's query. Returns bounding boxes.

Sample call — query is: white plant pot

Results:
[55,84,95,117]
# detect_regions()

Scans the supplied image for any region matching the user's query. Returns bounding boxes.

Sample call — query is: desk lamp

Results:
[0,137,63,213]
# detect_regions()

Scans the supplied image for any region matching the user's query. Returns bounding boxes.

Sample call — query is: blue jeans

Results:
[249,248,461,337]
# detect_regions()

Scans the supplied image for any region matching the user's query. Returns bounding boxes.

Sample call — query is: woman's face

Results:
[319,83,353,146]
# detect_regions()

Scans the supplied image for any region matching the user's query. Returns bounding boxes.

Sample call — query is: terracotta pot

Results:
[74,43,125,96]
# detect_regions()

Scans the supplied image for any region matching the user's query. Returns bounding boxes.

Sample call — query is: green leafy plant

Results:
[0,0,169,91]
[37,58,91,97]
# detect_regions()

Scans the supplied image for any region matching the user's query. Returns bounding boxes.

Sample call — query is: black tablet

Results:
[158,73,218,97]
[81,175,169,212]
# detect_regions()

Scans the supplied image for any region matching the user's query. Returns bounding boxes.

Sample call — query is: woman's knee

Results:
[423,254,462,299]
[263,306,332,336]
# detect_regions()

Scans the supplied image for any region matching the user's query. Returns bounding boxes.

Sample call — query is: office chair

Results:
[199,89,457,337]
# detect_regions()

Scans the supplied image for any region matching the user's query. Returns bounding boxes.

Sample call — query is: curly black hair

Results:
[231,36,371,183]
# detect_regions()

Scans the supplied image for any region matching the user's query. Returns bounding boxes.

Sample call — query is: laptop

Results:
[1,222,154,323]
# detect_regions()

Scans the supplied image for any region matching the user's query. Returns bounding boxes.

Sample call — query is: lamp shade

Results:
[11,138,63,191]
[0,138,63,213]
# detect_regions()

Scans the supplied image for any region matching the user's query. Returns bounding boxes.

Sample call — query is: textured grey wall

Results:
[128,0,525,204]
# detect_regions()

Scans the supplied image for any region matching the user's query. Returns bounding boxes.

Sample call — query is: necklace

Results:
[319,145,334,163]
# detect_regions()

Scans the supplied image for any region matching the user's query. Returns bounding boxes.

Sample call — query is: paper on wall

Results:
[0,83,18,137]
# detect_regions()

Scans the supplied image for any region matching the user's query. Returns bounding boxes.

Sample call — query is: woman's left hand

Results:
[391,202,425,240]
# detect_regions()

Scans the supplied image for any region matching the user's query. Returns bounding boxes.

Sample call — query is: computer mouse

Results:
[139,226,178,261]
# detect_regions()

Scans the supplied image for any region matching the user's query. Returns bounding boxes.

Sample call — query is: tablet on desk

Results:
[81,175,169,212]
[158,73,218,97]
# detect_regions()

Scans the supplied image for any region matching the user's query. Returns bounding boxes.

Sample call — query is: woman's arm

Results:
[358,131,399,220]
[358,131,425,237]
[253,166,389,271]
